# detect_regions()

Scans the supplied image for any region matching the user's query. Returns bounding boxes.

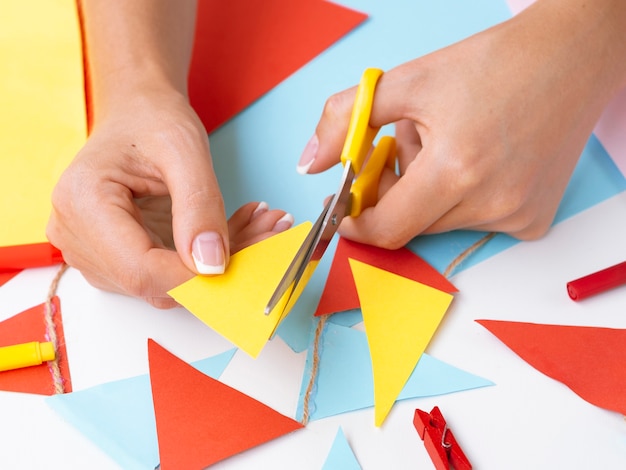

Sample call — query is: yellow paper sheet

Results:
[349,258,454,426]
[168,222,313,358]
[0,1,86,246]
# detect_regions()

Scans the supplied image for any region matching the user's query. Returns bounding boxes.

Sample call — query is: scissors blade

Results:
[264,163,355,315]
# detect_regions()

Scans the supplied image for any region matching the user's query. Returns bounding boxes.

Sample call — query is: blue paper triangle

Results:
[322,427,361,470]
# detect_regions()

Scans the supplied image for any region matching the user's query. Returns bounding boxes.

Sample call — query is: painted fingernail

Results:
[251,201,269,220]
[296,134,318,174]
[192,232,225,274]
[273,213,294,233]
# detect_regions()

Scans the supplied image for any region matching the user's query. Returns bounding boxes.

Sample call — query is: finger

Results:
[337,150,461,248]
[395,119,422,174]
[300,66,417,175]
[166,139,230,275]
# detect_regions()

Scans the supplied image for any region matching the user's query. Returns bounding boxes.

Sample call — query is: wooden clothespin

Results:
[413,406,472,470]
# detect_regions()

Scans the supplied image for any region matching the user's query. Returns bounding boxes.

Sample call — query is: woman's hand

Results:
[47,91,292,308]
[298,0,626,248]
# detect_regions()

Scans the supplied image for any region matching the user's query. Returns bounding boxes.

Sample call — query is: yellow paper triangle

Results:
[348,258,454,426]
[0,1,87,246]
[168,222,312,358]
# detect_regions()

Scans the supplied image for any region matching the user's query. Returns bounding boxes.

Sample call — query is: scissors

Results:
[265,68,396,315]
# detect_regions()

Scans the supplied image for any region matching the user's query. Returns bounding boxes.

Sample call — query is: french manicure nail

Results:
[272,213,294,233]
[192,231,225,274]
[296,134,319,174]
[251,201,269,220]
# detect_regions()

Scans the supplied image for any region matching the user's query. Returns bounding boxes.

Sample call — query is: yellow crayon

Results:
[0,341,55,372]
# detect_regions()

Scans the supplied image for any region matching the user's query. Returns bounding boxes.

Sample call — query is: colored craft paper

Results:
[47,348,236,470]
[349,259,454,426]
[168,223,312,358]
[315,237,457,316]
[477,320,626,415]
[0,297,71,395]
[149,339,303,469]
[0,1,86,247]
[296,321,493,423]
[322,428,362,470]
[189,0,367,134]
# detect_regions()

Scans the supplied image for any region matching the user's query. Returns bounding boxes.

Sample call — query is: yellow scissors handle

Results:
[349,135,396,216]
[340,68,396,217]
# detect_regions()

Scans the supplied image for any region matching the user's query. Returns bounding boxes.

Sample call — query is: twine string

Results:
[300,232,496,425]
[44,262,69,394]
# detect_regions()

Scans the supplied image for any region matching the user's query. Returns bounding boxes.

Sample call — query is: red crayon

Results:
[0,243,64,272]
[567,261,626,301]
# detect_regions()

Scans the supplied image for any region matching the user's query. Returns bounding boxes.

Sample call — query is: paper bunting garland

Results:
[189,0,367,134]
[477,319,626,415]
[315,237,457,317]
[148,339,303,469]
[168,222,312,358]
[296,321,493,423]
[0,297,71,395]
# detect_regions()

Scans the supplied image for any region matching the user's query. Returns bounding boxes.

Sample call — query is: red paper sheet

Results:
[148,339,303,469]
[189,0,368,133]
[315,237,457,316]
[477,319,626,414]
[0,297,72,395]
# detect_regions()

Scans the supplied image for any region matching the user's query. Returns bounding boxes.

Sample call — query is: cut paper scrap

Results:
[477,319,626,415]
[350,259,455,426]
[0,297,71,395]
[315,237,457,317]
[0,0,86,247]
[149,339,303,469]
[46,347,236,470]
[169,222,312,358]
[322,427,361,470]
[189,0,367,133]
[296,321,493,423]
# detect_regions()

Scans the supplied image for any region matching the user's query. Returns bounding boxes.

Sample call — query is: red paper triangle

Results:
[315,237,457,316]
[148,339,303,469]
[189,0,368,133]
[0,297,72,395]
[477,319,626,414]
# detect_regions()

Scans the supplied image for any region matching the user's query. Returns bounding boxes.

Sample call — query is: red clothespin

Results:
[414,406,472,470]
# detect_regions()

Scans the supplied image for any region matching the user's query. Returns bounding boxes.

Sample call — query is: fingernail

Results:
[192,232,225,274]
[296,134,318,174]
[273,213,294,233]
[251,201,269,220]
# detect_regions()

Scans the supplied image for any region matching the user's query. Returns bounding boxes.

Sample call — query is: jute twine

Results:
[45,263,69,394]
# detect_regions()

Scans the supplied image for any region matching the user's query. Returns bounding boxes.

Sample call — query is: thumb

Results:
[297,68,410,175]
[168,143,229,275]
